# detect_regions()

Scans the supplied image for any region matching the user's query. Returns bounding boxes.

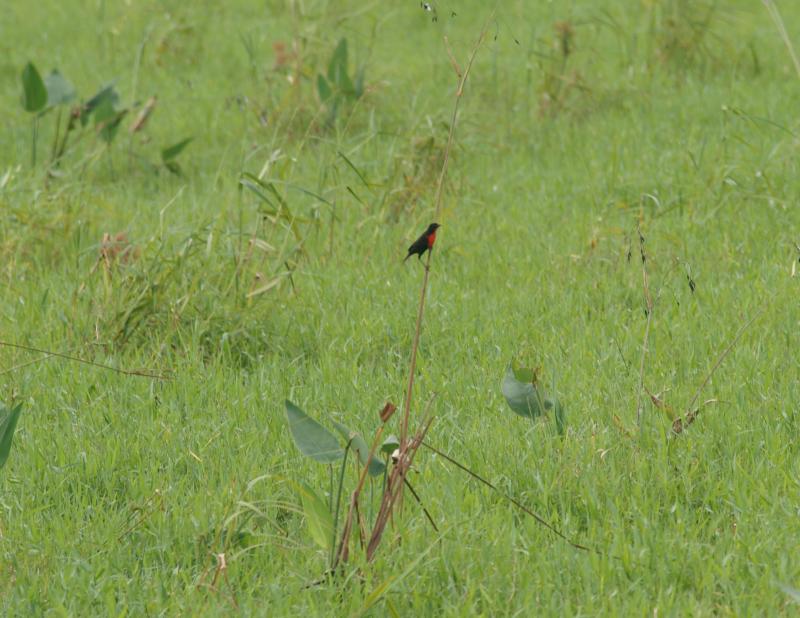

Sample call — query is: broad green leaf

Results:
[92,93,126,143]
[380,435,400,455]
[81,85,118,126]
[0,404,23,470]
[284,400,343,463]
[98,112,126,144]
[332,421,385,477]
[317,74,332,103]
[44,70,76,107]
[292,481,334,551]
[512,365,535,383]
[164,161,182,175]
[161,137,194,163]
[327,38,354,95]
[502,364,562,419]
[21,62,47,112]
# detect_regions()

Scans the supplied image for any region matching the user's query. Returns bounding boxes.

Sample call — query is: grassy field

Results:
[2,0,800,614]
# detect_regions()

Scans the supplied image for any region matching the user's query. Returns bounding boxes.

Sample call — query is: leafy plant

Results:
[285,400,344,463]
[43,70,76,107]
[316,38,365,125]
[283,400,395,567]
[502,362,565,434]
[0,403,23,471]
[20,62,48,166]
[161,137,194,175]
[19,61,193,176]
[292,481,335,551]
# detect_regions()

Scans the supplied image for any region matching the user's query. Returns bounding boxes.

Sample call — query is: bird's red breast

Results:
[427,230,437,248]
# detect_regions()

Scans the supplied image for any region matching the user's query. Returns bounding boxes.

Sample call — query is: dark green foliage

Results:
[161,137,194,174]
[333,421,385,476]
[0,404,23,471]
[21,62,47,112]
[316,38,364,124]
[502,363,565,433]
[43,70,76,107]
[284,400,344,464]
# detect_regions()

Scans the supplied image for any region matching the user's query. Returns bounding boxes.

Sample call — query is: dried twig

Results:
[685,301,771,413]
[422,441,595,554]
[366,416,434,562]
[443,36,463,78]
[0,340,169,380]
[333,422,388,569]
[635,224,653,426]
[403,478,439,532]
[672,399,719,434]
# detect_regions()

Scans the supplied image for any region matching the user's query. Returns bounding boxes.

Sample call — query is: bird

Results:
[403,223,440,263]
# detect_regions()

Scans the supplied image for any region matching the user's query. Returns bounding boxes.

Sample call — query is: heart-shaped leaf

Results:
[0,404,23,470]
[380,434,400,455]
[93,95,126,143]
[21,62,47,113]
[502,365,545,418]
[332,421,385,477]
[81,85,118,126]
[44,70,76,107]
[502,364,562,421]
[284,400,343,463]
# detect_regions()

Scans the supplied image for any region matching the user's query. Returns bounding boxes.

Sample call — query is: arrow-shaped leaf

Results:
[333,421,385,477]
[284,400,344,464]
[21,62,47,113]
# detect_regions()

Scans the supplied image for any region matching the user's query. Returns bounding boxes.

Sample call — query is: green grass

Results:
[2,0,800,614]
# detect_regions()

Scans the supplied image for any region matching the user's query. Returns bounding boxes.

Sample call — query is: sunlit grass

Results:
[1,1,799,614]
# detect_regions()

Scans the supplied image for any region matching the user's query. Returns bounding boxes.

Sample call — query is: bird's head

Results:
[427,223,441,233]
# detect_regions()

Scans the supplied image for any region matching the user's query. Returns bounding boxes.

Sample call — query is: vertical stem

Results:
[31,116,39,168]
[129,25,153,169]
[328,201,335,257]
[399,20,492,448]
[400,261,432,444]
[236,177,244,302]
[51,108,62,163]
[328,464,333,511]
[330,443,350,569]
[635,224,653,427]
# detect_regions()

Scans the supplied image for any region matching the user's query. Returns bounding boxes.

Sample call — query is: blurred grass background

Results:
[1,1,799,614]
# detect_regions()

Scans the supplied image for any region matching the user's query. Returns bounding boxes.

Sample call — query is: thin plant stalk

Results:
[763,0,800,80]
[333,423,387,569]
[31,116,39,168]
[329,442,351,569]
[366,415,434,562]
[635,224,653,426]
[399,15,493,447]
[421,441,597,554]
[51,108,62,162]
[686,299,771,413]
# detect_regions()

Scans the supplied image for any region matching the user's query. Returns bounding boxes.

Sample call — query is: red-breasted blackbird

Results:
[403,223,440,263]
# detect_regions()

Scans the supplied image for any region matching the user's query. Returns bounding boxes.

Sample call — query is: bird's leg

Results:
[417,253,429,271]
